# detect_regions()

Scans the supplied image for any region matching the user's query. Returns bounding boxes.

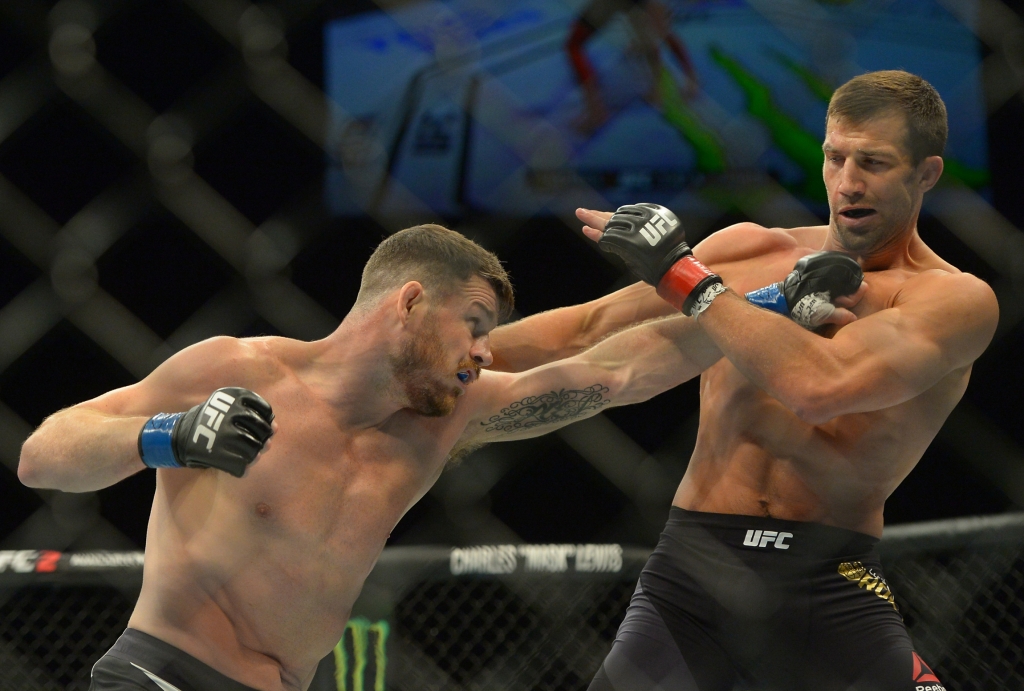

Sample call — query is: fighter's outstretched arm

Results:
[462,313,721,445]
[18,337,270,492]
[488,281,676,372]
[488,209,673,372]
[488,208,793,372]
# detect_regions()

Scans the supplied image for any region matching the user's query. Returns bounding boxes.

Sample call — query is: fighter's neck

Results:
[297,315,410,429]
[820,223,931,273]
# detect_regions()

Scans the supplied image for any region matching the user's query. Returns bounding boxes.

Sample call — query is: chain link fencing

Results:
[0,1,1023,688]
[0,515,1020,691]
[0,0,1023,565]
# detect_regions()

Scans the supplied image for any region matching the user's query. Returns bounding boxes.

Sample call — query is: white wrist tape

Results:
[690,282,727,319]
[790,291,834,329]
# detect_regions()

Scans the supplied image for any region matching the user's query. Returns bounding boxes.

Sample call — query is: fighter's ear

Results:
[918,155,943,192]
[395,281,425,326]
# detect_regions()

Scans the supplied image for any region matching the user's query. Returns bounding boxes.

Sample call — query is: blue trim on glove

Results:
[139,412,185,469]
[745,283,789,315]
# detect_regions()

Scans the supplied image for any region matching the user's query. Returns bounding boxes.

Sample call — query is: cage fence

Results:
[0,1,1023,690]
[0,515,1021,691]
[1,1,1024,658]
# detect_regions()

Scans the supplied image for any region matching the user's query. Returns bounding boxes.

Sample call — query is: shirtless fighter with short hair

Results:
[18,221,857,690]
[575,70,998,690]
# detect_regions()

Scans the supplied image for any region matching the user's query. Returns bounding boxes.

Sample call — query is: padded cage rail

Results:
[1,516,1022,691]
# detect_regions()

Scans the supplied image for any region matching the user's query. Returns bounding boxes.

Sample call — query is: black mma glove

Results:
[745,251,863,329]
[599,203,724,317]
[138,387,274,478]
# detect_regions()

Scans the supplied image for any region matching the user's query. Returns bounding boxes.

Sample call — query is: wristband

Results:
[656,256,722,313]
[138,412,185,469]
[744,283,788,315]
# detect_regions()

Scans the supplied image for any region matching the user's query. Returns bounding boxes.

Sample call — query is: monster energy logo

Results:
[332,618,389,691]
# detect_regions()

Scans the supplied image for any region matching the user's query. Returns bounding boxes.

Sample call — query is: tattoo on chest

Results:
[482,385,611,433]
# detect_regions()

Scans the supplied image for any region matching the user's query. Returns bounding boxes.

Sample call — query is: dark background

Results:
[1,0,1023,555]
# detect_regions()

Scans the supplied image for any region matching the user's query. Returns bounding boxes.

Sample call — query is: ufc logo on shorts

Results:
[193,391,236,451]
[638,209,675,246]
[743,529,793,549]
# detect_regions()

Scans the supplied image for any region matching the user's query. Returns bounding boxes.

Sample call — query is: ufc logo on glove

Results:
[638,209,677,246]
[138,387,274,477]
[194,390,237,451]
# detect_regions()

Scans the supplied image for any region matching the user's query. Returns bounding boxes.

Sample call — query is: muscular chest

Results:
[720,249,905,309]
[222,399,457,546]
[706,259,911,420]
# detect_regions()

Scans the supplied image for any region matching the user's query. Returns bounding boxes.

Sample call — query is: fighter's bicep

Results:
[833,312,944,393]
[830,277,997,398]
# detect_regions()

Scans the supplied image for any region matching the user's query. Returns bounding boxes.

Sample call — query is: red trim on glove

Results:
[656,256,717,311]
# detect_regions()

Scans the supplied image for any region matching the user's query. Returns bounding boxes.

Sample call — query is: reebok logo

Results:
[193,391,236,451]
[638,208,676,246]
[912,651,944,690]
[742,529,792,549]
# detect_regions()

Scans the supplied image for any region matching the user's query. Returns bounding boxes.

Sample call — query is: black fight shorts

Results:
[89,628,260,691]
[589,508,947,691]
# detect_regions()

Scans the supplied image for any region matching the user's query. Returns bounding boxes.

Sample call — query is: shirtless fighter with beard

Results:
[18,219,860,690]
[576,70,999,691]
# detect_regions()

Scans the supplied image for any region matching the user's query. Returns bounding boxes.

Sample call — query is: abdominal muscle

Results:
[672,359,968,537]
[128,466,400,691]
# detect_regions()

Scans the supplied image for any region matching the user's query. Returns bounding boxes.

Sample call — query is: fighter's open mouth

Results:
[840,208,875,219]
[457,371,470,383]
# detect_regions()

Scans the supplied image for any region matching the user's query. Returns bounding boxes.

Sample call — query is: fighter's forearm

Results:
[18,408,148,492]
[696,290,842,421]
[473,314,721,446]
[583,313,722,406]
[489,282,676,372]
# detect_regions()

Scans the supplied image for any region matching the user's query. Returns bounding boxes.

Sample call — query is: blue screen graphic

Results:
[324,0,988,217]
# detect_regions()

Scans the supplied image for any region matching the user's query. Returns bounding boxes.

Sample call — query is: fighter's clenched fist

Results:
[747,251,863,329]
[598,203,724,317]
[138,387,274,477]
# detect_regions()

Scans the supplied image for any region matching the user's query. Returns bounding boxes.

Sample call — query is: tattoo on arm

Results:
[482,385,611,434]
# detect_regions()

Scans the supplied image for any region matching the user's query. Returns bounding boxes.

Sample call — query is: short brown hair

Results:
[827,70,947,164]
[356,224,514,320]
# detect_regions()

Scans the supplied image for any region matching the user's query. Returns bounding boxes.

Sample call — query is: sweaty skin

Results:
[579,112,999,538]
[15,113,994,691]
[17,273,717,690]
[672,222,984,536]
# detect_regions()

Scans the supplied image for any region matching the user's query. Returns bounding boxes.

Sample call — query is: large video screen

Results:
[324,0,988,217]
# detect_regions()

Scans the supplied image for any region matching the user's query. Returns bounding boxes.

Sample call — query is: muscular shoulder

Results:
[145,336,289,400]
[171,336,274,374]
[893,270,998,360]
[76,336,287,416]
[900,270,998,318]
[693,222,823,266]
